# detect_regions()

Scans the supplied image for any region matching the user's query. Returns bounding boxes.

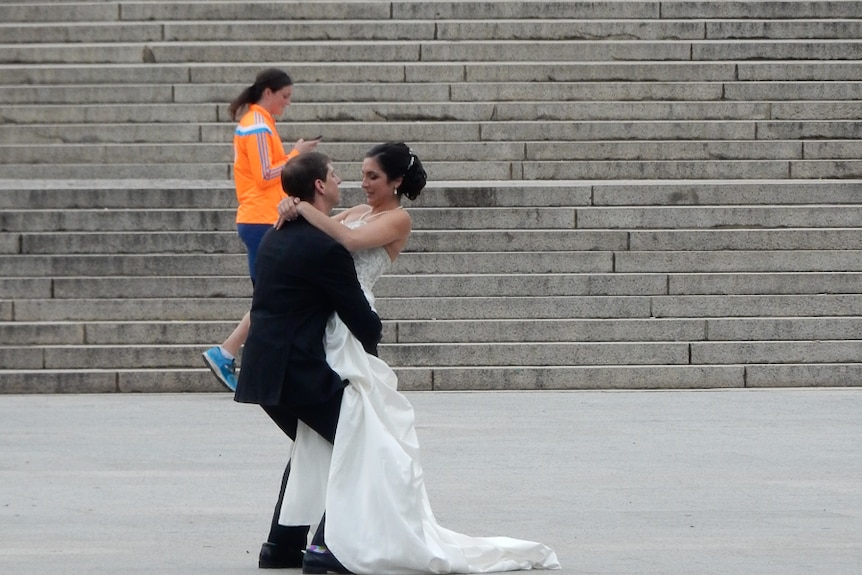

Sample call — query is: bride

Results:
[275,142,560,574]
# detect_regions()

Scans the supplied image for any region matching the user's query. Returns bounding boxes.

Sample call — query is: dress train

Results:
[279,312,560,574]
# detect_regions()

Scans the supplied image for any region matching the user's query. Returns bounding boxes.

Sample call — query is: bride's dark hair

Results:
[366,142,427,200]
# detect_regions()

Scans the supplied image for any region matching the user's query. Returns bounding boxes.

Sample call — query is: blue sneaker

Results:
[202,346,238,392]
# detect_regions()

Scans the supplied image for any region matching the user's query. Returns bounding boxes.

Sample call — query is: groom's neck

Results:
[308,198,333,216]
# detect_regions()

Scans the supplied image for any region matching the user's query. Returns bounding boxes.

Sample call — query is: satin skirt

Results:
[279,313,561,574]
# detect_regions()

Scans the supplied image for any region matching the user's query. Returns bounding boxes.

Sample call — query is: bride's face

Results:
[361,156,401,206]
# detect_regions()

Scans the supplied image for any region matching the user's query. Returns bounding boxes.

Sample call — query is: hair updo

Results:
[366,142,427,201]
[228,68,293,121]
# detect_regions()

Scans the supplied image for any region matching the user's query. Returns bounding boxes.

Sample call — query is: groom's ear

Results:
[313,178,325,195]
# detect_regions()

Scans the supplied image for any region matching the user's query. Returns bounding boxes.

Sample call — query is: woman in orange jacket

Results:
[203,68,319,391]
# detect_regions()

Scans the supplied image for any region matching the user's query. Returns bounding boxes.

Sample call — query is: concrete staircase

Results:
[1,1,861,392]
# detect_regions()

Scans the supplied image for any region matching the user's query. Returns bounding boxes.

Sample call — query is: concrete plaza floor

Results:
[0,389,860,575]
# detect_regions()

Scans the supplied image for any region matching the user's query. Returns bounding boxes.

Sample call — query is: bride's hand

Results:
[275,196,301,229]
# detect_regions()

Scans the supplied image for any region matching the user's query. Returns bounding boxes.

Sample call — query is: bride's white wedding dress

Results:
[278,217,560,574]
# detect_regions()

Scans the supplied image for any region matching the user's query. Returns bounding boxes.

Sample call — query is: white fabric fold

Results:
[280,312,560,574]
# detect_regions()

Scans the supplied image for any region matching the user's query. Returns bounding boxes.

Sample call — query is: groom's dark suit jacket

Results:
[235,218,382,408]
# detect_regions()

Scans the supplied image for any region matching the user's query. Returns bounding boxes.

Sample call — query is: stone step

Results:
[629,229,862,251]
[5,61,862,86]
[7,316,862,345]
[0,254,249,278]
[388,339,862,367]
[0,206,578,232]
[9,136,852,168]
[3,271,861,300]
[8,38,861,67]
[650,294,862,318]
[5,119,860,152]
[0,368,224,394]
[6,294,862,322]
[0,3,121,23]
[399,316,862,343]
[3,361,860,393]
[540,140,862,162]
[0,249,862,278]
[1,21,444,44]
[3,157,859,182]
[0,2,663,24]
[577,205,862,228]
[4,248,862,277]
[5,318,696,346]
[425,363,862,390]
[6,1,860,22]
[6,98,862,126]
[528,140,811,161]
[484,120,862,141]
[705,20,862,39]
[0,365,664,394]
[10,97,858,125]
[737,61,862,81]
[7,229,623,254]
[4,120,862,163]
[615,250,862,273]
[0,197,819,232]
[8,95,862,124]
[0,251,614,276]
[1,341,702,370]
[0,62,743,85]
[7,39,861,66]
[15,19,862,43]
[0,181,592,210]
[0,180,235,210]
[0,161,862,181]
[0,1,393,24]
[0,320,234,346]
[667,272,862,295]
[0,163,230,181]
[691,39,862,60]
[590,180,862,205]
[0,40,686,65]
[705,317,862,340]
[690,340,862,365]
[662,2,862,19]
[7,227,862,256]
[0,19,734,44]
[8,123,860,162]
[4,103,218,123]
[2,180,860,209]
[3,338,861,370]
[522,159,862,180]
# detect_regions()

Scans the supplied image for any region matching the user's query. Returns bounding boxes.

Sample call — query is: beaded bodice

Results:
[344,218,391,303]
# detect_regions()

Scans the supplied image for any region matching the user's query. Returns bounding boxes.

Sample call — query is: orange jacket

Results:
[233,104,299,224]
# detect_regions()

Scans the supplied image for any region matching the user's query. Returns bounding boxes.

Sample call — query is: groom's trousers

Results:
[262,388,343,550]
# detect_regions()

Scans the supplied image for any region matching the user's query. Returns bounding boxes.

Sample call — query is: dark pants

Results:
[262,389,343,550]
[237,223,272,284]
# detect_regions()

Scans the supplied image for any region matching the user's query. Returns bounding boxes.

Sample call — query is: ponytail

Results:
[229,68,293,121]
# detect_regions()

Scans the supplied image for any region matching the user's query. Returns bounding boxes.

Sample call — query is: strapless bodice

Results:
[344,218,391,302]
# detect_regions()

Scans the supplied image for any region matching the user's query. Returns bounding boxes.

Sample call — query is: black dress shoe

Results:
[301,546,351,574]
[259,541,303,569]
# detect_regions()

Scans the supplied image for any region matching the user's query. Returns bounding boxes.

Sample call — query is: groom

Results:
[235,152,381,572]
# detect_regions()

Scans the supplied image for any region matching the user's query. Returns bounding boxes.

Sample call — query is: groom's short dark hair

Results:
[281,152,331,202]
